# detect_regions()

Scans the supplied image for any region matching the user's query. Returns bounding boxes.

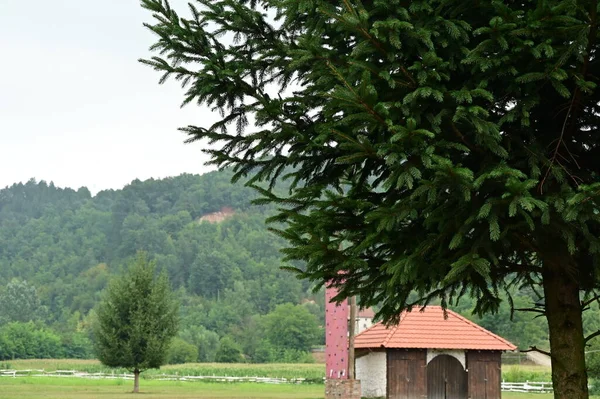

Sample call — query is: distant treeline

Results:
[1,171,598,362]
[0,172,321,363]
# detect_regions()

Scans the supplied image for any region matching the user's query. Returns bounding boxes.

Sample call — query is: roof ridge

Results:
[381,312,405,347]
[381,325,398,348]
[355,319,382,338]
[445,308,517,350]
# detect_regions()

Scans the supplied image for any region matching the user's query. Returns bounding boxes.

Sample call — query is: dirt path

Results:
[526,351,552,367]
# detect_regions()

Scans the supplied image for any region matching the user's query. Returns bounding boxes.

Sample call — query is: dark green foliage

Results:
[189,250,238,298]
[179,325,220,362]
[93,253,178,372]
[140,0,600,321]
[167,337,199,364]
[253,341,316,364]
[215,336,244,363]
[0,170,589,362]
[240,303,321,363]
[0,322,63,360]
[0,179,89,223]
[261,304,321,353]
[60,331,93,359]
[141,0,600,396]
[0,171,315,361]
[449,290,549,350]
[0,279,46,324]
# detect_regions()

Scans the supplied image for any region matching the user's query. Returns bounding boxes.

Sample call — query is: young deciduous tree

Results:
[141,1,600,397]
[215,335,244,363]
[0,279,46,323]
[93,252,178,392]
[262,303,321,353]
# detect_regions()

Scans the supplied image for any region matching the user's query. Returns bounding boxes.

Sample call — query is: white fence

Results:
[1,370,556,391]
[501,381,553,393]
[0,369,312,384]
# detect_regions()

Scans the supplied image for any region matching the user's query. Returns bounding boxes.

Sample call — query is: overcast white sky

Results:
[0,0,217,194]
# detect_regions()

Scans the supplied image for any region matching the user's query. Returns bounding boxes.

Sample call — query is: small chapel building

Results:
[354,306,516,399]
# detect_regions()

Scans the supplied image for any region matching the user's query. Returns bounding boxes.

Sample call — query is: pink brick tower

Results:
[325,283,349,379]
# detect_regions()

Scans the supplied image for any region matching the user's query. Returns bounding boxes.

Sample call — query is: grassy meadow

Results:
[502,364,552,382]
[0,359,571,399]
[0,377,324,399]
[4,359,551,380]
[1,359,324,380]
[0,376,558,399]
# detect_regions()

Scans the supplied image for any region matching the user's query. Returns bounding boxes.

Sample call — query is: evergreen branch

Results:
[568,1,598,134]
[341,0,354,14]
[347,61,412,88]
[559,137,582,170]
[514,307,546,315]
[140,1,600,390]
[325,61,387,125]
[497,260,540,273]
[540,3,598,194]
[450,122,482,153]
[514,234,542,255]
[398,65,417,88]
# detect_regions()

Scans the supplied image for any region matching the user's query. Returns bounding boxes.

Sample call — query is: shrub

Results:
[167,338,199,364]
[252,341,314,364]
[215,336,244,363]
[0,322,63,360]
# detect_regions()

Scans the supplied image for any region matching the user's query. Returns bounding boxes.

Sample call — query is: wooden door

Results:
[387,350,426,399]
[467,351,502,399]
[427,355,467,399]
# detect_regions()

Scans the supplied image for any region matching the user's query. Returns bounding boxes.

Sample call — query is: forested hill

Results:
[2,170,600,363]
[0,171,323,362]
[0,170,286,299]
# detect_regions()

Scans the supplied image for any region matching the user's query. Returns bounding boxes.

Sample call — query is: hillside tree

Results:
[262,303,321,353]
[0,279,46,323]
[141,0,600,397]
[93,252,178,392]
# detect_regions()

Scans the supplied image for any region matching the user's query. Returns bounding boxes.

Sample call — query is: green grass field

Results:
[0,377,558,399]
[502,364,552,382]
[2,359,324,380]
[0,377,323,399]
[4,359,552,381]
[0,359,571,399]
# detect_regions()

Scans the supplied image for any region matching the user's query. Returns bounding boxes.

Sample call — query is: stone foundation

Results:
[325,379,362,399]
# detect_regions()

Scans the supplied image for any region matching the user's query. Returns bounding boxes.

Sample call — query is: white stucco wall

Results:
[356,316,374,334]
[426,349,466,369]
[356,352,387,398]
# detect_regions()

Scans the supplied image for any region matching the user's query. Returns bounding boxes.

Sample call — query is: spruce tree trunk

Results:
[133,369,140,393]
[542,261,589,399]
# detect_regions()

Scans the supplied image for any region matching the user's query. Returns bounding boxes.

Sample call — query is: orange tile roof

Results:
[355,306,516,351]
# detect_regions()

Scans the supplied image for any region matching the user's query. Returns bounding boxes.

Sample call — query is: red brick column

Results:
[325,284,349,379]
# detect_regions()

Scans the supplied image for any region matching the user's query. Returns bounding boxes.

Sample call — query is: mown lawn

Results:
[0,377,324,399]
[1,376,594,399]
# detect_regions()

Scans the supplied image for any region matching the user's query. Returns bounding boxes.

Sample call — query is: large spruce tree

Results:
[94,252,178,393]
[140,1,600,397]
